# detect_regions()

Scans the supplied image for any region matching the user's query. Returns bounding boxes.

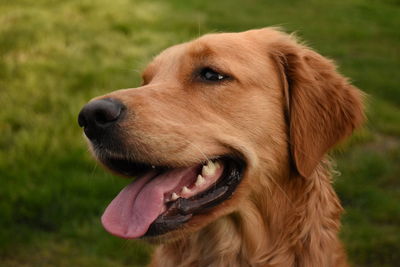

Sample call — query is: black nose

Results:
[78,98,125,140]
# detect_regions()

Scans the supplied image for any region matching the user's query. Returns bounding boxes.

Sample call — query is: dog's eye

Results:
[199,68,227,82]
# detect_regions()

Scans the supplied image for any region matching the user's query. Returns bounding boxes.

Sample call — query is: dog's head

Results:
[78,28,363,241]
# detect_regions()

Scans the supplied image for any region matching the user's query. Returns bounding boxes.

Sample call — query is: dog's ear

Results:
[270,35,364,178]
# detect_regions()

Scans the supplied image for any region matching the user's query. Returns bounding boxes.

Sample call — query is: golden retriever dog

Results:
[78,28,364,267]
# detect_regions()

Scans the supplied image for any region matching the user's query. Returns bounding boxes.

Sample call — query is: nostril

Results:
[93,104,121,125]
[77,98,125,139]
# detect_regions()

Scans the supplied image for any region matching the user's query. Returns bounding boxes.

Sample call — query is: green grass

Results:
[1,0,399,266]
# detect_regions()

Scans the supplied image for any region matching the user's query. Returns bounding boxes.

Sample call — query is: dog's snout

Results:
[78,98,125,140]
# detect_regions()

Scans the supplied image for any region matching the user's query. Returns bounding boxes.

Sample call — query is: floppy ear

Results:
[271,36,364,178]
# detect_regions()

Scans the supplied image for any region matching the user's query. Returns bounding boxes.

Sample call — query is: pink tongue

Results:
[101,166,199,239]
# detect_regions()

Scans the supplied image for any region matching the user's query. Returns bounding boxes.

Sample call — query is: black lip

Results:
[101,156,154,177]
[144,157,245,237]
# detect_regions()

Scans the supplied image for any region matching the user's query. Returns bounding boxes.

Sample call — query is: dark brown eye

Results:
[199,67,227,82]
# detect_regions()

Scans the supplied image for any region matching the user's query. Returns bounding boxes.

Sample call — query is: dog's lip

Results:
[99,156,159,178]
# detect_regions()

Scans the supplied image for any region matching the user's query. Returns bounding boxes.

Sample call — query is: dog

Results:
[78,28,364,267]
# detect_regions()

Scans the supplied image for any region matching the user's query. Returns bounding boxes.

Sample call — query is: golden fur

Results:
[92,28,364,266]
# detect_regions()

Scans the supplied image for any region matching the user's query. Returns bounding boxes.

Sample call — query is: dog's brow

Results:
[187,43,215,60]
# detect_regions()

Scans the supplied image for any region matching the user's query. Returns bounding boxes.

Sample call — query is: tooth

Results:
[151,165,155,169]
[195,174,206,187]
[181,186,191,195]
[201,161,213,176]
[214,161,220,170]
[202,160,220,176]
[171,192,179,201]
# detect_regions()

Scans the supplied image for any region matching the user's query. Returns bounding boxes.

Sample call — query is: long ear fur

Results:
[270,34,364,178]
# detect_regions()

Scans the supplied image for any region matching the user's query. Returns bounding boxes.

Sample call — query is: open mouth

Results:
[99,155,245,239]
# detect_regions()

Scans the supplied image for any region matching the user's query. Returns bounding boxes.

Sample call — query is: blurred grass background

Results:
[0,0,399,266]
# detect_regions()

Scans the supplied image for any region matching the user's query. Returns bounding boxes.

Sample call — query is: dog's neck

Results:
[150,162,347,267]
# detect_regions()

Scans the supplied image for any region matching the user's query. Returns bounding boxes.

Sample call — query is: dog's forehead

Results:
[170,31,258,59]
[181,28,283,57]
[143,30,269,80]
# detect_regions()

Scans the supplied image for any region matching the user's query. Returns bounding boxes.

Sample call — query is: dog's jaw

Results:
[99,156,245,239]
